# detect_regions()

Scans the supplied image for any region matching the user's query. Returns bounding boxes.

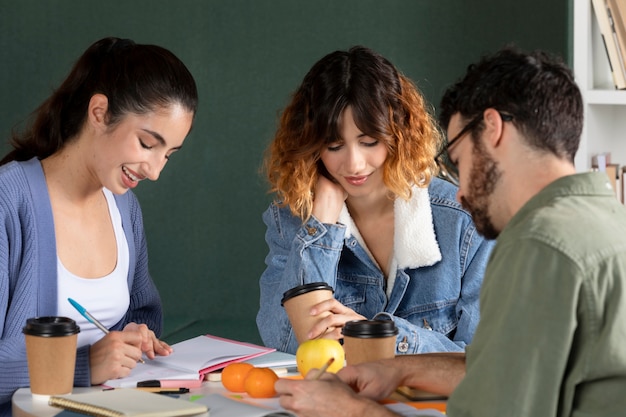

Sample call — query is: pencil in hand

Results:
[311,357,335,380]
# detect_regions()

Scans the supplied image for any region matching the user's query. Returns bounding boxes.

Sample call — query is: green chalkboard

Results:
[0,0,570,344]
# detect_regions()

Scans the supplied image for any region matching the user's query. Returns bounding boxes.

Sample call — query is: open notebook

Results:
[105,334,274,388]
[49,389,208,417]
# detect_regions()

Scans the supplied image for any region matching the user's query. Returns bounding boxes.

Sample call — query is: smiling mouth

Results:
[122,166,141,182]
[345,175,369,186]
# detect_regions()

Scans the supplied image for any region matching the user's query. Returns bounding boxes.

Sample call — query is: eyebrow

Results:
[141,128,183,151]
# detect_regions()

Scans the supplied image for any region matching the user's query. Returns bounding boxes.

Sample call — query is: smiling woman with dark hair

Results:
[0,36,198,415]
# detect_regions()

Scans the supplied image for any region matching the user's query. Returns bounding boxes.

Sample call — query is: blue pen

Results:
[68,298,110,334]
[68,298,146,363]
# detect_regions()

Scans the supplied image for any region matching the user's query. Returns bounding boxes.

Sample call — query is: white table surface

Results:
[12,381,237,417]
[13,350,301,416]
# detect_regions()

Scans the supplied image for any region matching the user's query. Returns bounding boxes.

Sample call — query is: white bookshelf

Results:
[574,0,626,172]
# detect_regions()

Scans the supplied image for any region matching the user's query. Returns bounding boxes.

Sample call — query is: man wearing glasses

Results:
[275,46,626,417]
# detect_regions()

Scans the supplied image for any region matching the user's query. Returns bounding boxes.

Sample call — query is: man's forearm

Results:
[396,352,466,396]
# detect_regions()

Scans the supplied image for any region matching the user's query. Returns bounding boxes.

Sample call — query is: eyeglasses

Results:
[435,111,513,186]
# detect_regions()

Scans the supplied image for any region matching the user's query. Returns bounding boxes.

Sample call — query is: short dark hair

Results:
[2,37,198,165]
[439,46,583,163]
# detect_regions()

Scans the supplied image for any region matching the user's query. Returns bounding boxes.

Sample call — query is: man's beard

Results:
[460,141,502,240]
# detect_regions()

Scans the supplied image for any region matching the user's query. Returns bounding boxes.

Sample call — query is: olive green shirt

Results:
[447,172,626,416]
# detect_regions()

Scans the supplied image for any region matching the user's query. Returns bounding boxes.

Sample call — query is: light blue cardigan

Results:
[0,158,163,415]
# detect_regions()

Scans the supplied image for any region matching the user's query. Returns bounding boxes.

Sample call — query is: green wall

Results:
[0,0,570,344]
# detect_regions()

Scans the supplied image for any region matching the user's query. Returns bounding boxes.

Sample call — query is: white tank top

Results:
[57,188,130,347]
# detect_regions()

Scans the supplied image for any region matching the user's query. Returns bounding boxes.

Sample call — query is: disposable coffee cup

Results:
[342,319,398,365]
[23,316,80,398]
[281,282,334,344]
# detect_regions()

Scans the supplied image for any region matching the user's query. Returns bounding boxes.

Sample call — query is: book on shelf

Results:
[592,0,626,89]
[48,389,208,417]
[622,166,626,204]
[607,0,626,75]
[104,334,275,388]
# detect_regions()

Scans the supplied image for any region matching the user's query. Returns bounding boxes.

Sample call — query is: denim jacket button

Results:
[306,226,317,235]
[397,336,409,353]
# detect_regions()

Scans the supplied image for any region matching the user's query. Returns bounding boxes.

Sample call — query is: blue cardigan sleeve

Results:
[0,164,45,412]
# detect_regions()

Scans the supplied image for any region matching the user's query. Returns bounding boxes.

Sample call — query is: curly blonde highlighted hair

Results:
[264,46,442,221]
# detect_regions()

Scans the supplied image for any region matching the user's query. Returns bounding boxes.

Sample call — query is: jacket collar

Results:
[338,185,442,270]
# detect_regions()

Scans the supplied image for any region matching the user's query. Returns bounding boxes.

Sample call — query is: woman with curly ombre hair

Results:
[257,46,494,355]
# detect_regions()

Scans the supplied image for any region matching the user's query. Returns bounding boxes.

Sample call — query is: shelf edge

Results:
[585,89,626,105]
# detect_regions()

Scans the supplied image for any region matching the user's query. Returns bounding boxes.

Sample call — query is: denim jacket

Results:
[256,177,494,355]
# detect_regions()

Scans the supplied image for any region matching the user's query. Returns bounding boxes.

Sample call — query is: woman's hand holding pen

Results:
[123,322,173,360]
[88,324,172,385]
[311,174,347,224]
[89,330,145,384]
[307,298,366,340]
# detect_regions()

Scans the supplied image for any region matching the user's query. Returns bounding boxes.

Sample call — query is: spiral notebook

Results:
[48,389,208,417]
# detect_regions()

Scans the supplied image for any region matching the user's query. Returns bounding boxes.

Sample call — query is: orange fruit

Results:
[221,362,254,392]
[243,367,279,398]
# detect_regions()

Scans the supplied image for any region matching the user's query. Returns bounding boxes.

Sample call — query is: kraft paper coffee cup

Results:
[23,316,80,398]
[281,282,334,344]
[342,319,398,365]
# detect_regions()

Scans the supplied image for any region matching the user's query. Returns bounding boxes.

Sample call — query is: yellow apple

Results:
[295,338,345,377]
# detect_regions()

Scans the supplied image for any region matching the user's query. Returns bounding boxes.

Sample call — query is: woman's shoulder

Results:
[264,201,295,219]
[425,177,477,221]
[426,177,462,206]
[0,160,21,178]
[0,160,46,227]
[263,201,304,229]
[0,158,29,176]
[0,159,40,196]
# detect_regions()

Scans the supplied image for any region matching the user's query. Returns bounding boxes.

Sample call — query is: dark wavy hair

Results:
[1,37,198,165]
[439,46,582,163]
[264,46,442,220]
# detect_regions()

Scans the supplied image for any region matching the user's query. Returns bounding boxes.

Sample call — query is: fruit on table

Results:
[221,362,254,392]
[222,363,280,398]
[295,338,345,377]
[244,367,279,398]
